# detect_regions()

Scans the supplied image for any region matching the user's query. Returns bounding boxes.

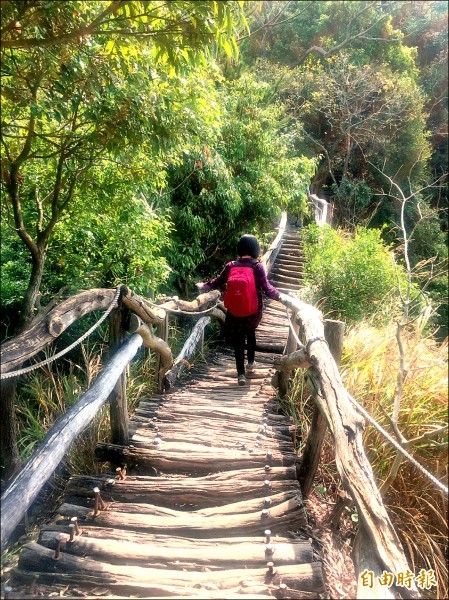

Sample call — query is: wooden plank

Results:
[39,531,314,568]
[94,443,297,473]
[18,542,325,594]
[65,467,300,506]
[0,334,143,554]
[128,415,297,439]
[62,490,299,517]
[55,493,307,536]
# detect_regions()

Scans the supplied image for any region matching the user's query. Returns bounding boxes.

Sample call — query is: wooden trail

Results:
[13,228,326,598]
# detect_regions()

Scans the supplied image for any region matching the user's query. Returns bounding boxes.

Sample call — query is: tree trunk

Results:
[0,378,21,487]
[1,244,46,483]
[19,244,46,330]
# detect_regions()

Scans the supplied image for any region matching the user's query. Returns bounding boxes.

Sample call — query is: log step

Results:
[17,542,325,595]
[38,530,315,568]
[65,470,300,507]
[55,493,307,536]
[94,442,297,474]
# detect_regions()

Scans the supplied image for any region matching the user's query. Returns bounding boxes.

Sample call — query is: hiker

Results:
[196,234,282,386]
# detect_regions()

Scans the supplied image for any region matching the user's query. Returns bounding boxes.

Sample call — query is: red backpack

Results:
[223,262,258,317]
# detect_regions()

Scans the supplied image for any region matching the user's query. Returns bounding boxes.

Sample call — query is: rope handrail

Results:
[283,307,448,496]
[1,286,121,381]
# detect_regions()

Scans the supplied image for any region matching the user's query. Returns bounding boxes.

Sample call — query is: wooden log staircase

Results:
[11,227,327,598]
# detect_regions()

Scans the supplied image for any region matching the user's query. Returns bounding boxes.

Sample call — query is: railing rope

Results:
[0,286,121,380]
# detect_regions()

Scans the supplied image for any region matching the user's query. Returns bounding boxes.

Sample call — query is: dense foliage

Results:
[1,0,447,333]
[0,0,246,329]
[163,74,316,292]
[301,224,417,324]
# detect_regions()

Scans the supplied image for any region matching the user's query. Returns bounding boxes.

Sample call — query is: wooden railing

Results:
[0,288,222,553]
[0,212,418,599]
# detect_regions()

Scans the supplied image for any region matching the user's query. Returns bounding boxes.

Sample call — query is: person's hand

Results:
[195,282,207,291]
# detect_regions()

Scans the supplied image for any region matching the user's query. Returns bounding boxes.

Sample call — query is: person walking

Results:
[196,234,282,386]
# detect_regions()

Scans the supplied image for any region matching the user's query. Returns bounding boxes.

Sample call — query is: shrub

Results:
[301,224,417,324]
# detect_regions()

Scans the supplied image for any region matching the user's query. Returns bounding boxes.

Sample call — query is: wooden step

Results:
[65,469,301,507]
[16,543,325,597]
[38,530,314,568]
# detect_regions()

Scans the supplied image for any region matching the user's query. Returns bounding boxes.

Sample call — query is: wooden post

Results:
[278,309,299,398]
[155,313,169,392]
[297,319,345,498]
[108,306,129,447]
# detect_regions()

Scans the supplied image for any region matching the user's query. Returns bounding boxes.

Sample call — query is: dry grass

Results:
[340,323,448,599]
[290,322,448,598]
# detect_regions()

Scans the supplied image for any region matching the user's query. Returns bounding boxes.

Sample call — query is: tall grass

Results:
[15,341,158,473]
[340,323,448,599]
[291,323,447,597]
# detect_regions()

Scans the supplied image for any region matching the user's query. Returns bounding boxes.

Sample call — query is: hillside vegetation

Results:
[1,1,447,597]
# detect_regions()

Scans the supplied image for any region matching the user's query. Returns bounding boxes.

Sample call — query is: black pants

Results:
[230,329,256,376]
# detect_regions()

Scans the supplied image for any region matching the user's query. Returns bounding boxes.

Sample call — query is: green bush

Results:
[301,224,416,323]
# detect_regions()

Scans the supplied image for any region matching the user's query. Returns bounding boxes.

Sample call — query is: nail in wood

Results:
[70,516,80,535]
[54,538,61,559]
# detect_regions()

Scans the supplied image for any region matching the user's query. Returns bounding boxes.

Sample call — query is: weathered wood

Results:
[0,285,219,375]
[55,493,307,535]
[39,531,314,568]
[95,442,297,473]
[353,523,397,599]
[0,334,143,554]
[108,308,129,447]
[280,294,419,597]
[260,212,287,274]
[65,471,300,507]
[155,312,169,391]
[298,319,345,499]
[129,315,173,373]
[11,569,275,600]
[164,316,211,389]
[274,348,312,372]
[209,306,226,324]
[129,414,295,438]
[0,288,118,373]
[158,290,222,314]
[278,308,300,398]
[128,430,293,452]
[58,489,299,519]
[17,543,325,594]
[255,341,285,353]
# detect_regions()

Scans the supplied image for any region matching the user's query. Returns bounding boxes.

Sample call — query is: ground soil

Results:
[306,489,358,599]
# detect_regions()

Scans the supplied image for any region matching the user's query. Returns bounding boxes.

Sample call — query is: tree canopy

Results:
[1,0,447,335]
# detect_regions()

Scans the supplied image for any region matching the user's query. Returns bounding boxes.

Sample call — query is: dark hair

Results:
[237,234,260,259]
